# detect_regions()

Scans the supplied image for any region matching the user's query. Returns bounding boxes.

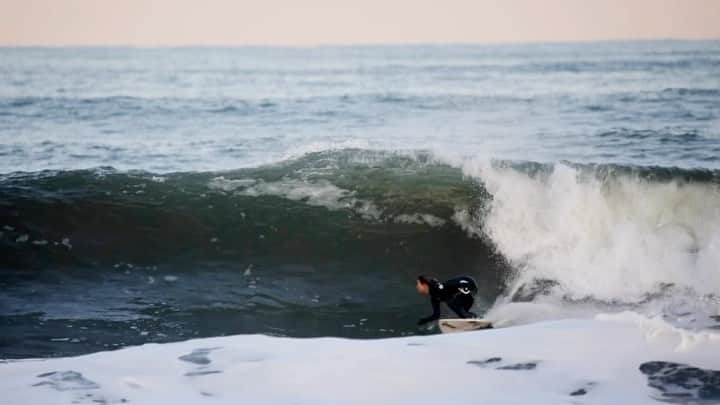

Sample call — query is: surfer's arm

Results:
[417,298,441,325]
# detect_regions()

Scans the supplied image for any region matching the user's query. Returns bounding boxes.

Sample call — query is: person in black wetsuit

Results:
[416,275,478,325]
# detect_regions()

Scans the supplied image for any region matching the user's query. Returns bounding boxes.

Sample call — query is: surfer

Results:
[416,275,478,325]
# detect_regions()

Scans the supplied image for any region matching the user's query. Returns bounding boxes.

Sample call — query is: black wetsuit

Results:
[418,276,478,325]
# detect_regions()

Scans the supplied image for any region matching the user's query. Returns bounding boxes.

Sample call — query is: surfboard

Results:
[439,318,493,333]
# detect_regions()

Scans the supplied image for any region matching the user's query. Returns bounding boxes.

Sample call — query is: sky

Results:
[1,0,719,46]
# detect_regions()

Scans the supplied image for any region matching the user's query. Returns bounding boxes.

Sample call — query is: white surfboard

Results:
[439,318,493,333]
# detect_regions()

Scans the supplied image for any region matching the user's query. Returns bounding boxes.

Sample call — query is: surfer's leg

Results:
[448,294,476,318]
[463,296,477,318]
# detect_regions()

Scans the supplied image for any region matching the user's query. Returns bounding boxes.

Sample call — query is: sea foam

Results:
[2,313,719,404]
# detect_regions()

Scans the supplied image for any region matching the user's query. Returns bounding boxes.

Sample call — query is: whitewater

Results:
[3,314,720,404]
[2,41,720,403]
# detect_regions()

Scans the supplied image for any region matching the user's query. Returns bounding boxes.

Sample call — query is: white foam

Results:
[394,213,446,227]
[207,177,258,192]
[209,177,384,220]
[458,161,720,310]
[2,314,718,404]
[60,237,72,250]
[451,208,484,238]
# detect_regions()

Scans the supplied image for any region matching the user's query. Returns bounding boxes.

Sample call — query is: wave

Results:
[2,149,720,330]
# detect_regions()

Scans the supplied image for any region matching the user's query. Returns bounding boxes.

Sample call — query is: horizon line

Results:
[2,37,719,49]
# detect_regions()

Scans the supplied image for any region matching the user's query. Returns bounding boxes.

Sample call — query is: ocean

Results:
[1,40,719,367]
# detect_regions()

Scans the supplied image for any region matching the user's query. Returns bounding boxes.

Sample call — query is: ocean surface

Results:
[1,40,720,359]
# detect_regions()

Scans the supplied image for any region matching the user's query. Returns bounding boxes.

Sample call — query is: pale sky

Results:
[1,0,719,46]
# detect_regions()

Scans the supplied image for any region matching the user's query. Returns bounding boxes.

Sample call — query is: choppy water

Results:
[1,41,719,358]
